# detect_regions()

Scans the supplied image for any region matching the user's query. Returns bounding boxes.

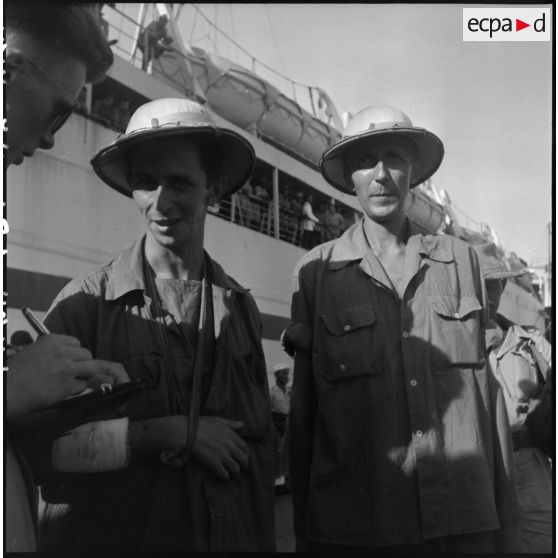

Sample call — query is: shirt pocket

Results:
[120,353,166,417]
[319,304,384,381]
[427,294,485,369]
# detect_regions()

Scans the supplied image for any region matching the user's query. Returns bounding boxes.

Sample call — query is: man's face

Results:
[128,138,221,252]
[344,136,415,223]
[5,39,86,166]
[485,279,504,322]
[275,370,289,387]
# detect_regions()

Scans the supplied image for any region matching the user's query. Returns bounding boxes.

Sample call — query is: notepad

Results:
[9,379,150,444]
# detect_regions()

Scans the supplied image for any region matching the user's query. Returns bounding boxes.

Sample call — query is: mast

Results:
[130,3,148,62]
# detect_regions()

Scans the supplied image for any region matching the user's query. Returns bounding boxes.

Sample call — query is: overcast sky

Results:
[175,3,552,265]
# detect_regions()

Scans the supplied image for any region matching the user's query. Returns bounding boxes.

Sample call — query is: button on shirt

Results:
[286,220,519,548]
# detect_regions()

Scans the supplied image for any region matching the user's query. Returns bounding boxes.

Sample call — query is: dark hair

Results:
[125,135,226,185]
[197,136,226,178]
[5,2,114,83]
[342,136,419,171]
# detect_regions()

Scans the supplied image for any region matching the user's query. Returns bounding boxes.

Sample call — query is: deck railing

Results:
[207,195,305,247]
[101,3,341,129]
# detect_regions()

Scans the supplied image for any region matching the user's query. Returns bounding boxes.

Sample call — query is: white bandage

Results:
[51,418,130,473]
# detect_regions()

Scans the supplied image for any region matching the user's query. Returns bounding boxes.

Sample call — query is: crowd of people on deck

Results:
[233,177,352,248]
[91,95,133,132]
[5,3,552,555]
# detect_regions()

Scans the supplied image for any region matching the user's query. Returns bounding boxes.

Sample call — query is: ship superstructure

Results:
[6,4,549,382]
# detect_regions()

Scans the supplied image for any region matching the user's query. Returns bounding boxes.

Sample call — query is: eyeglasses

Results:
[22,54,81,135]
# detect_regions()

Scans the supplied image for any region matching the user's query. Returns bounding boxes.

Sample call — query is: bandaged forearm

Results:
[51,418,130,472]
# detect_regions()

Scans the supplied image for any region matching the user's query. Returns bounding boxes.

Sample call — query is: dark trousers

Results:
[304,531,497,555]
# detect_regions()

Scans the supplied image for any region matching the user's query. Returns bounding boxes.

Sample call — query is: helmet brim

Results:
[320,127,444,194]
[483,268,530,281]
[91,126,255,199]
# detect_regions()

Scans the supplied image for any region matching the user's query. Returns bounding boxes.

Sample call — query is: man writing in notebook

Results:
[5,4,126,551]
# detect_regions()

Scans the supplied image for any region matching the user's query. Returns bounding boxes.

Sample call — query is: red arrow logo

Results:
[516,19,530,31]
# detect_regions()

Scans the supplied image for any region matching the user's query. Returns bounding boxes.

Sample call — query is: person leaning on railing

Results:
[137,14,174,72]
[301,193,321,249]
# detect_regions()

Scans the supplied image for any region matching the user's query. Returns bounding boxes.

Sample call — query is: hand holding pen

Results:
[6,308,129,419]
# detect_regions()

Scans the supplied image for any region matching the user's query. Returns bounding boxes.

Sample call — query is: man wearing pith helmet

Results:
[285,106,520,553]
[41,98,276,552]
[475,243,552,553]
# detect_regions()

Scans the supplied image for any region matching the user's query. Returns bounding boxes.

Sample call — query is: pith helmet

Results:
[320,105,444,194]
[91,98,255,198]
[473,242,529,281]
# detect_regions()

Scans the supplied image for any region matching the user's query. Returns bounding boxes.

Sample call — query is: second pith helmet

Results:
[320,105,444,194]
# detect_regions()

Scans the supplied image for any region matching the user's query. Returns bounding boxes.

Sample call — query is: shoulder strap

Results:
[529,341,550,385]
[142,251,209,462]
[186,264,209,455]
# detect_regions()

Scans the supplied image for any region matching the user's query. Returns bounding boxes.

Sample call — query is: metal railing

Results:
[207,195,304,246]
[208,194,353,250]
[102,4,341,129]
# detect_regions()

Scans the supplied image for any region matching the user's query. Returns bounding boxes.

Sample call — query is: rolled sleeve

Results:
[283,322,312,356]
[283,261,316,357]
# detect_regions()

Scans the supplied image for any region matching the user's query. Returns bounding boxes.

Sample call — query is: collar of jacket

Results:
[493,324,532,360]
[328,218,454,271]
[104,235,248,301]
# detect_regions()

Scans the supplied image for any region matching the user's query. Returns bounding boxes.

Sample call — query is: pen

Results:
[22,307,50,336]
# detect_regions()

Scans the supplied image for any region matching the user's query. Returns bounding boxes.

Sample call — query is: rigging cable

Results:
[110,4,326,118]
[188,4,198,42]
[264,4,286,76]
[214,4,218,52]
[229,3,239,63]
[190,3,315,90]
[451,203,482,230]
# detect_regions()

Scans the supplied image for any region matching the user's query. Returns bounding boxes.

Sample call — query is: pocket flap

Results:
[321,304,377,336]
[429,294,482,320]
[122,352,163,386]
